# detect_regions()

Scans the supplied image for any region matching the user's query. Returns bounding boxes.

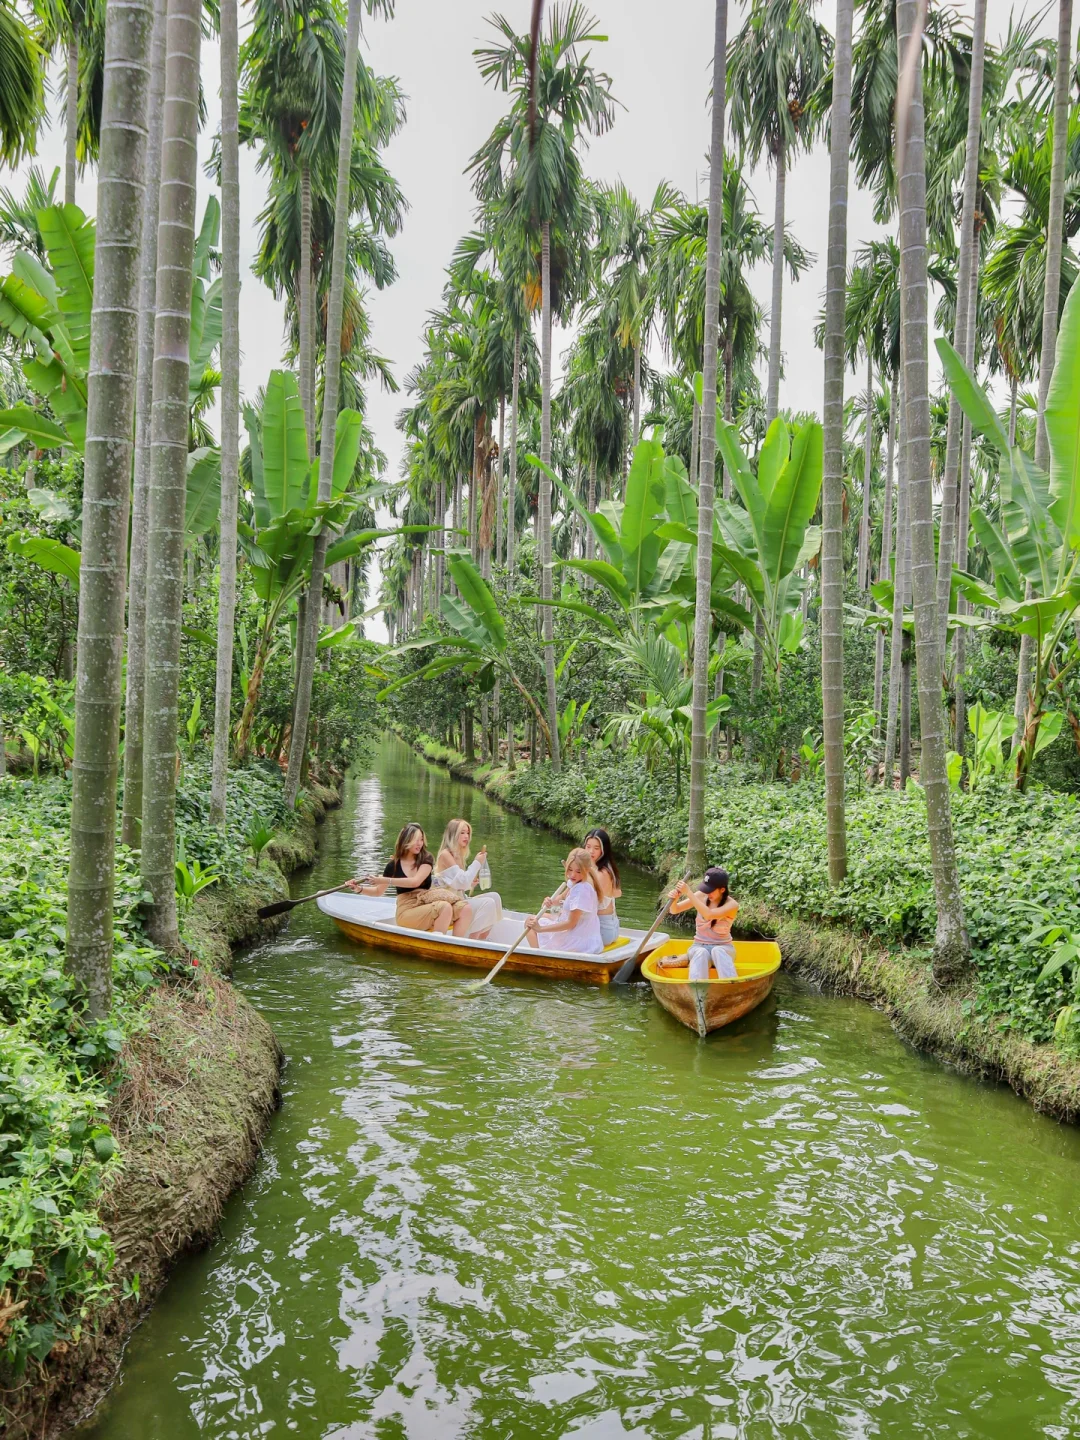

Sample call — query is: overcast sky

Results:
[13,0,1034,635]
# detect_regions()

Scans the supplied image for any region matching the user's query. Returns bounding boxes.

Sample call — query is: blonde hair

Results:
[565,847,603,898]
[438,817,471,864]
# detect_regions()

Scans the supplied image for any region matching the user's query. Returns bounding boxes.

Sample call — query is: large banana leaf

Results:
[717,419,765,546]
[756,417,788,504]
[37,204,93,370]
[244,402,268,527]
[1045,279,1080,553]
[185,448,221,538]
[446,551,505,651]
[971,507,1023,601]
[192,195,220,283]
[22,355,86,451]
[517,595,622,637]
[529,454,624,569]
[761,419,823,586]
[664,454,697,530]
[261,370,309,517]
[7,534,81,587]
[936,338,1011,455]
[0,271,55,361]
[560,556,633,607]
[619,436,668,594]
[327,408,365,500]
[189,277,222,407]
[0,405,69,449]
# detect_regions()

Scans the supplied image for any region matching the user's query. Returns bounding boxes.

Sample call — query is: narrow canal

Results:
[79,734,1080,1438]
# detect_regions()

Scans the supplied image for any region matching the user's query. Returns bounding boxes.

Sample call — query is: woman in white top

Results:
[434,818,503,939]
[524,849,604,954]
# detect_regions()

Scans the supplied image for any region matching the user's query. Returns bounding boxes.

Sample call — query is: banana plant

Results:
[937,278,1080,787]
[373,550,554,751]
[234,370,399,757]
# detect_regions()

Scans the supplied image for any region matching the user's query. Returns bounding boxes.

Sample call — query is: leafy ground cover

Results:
[0,760,301,1377]
[444,744,1080,1049]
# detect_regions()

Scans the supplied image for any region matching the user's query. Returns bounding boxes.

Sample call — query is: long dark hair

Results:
[393,823,432,869]
[583,828,620,888]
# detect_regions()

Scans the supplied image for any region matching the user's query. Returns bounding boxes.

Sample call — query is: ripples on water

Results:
[78,739,1080,1439]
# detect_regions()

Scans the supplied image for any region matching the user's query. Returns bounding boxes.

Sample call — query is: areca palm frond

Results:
[0,1,44,165]
[0,165,59,257]
[727,0,831,168]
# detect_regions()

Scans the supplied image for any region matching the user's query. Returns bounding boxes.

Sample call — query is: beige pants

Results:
[396,886,467,932]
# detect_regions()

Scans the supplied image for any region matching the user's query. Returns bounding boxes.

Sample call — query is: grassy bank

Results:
[409,733,1080,1123]
[0,761,340,1438]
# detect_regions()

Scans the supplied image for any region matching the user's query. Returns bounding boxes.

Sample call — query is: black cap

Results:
[698,866,729,894]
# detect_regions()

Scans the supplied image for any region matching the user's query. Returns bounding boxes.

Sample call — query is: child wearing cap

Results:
[663,867,739,980]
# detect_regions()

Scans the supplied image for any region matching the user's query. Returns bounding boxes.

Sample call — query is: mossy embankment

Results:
[407,732,1080,1125]
[1,773,341,1440]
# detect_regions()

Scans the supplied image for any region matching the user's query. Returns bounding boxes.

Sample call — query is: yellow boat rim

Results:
[642,938,781,984]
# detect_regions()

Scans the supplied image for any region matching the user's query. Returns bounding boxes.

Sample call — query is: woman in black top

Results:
[349,823,473,935]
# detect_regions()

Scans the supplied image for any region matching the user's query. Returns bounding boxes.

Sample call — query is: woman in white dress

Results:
[434,818,503,939]
[523,849,604,954]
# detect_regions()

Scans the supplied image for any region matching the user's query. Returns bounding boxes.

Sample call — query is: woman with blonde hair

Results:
[348,823,473,936]
[524,848,604,954]
[434,817,503,939]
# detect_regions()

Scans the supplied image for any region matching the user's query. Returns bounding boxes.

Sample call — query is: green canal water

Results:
[79,736,1080,1438]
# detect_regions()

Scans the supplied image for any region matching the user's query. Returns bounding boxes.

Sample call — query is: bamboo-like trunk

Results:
[953,251,981,753]
[896,0,970,982]
[820,0,854,885]
[121,0,167,848]
[65,35,79,203]
[857,351,873,591]
[209,0,241,828]
[883,371,907,786]
[434,476,445,602]
[142,0,202,950]
[507,332,520,578]
[299,161,315,456]
[496,393,505,566]
[586,457,597,564]
[766,135,785,426]
[632,341,641,450]
[689,395,700,490]
[284,0,362,809]
[935,0,987,652]
[539,220,561,770]
[873,376,898,734]
[686,0,728,873]
[65,0,154,1014]
[723,335,734,497]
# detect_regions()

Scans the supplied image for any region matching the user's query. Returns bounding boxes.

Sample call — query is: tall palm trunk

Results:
[539,220,561,770]
[209,0,241,827]
[496,394,505,565]
[953,252,980,751]
[1013,0,1072,757]
[857,352,873,590]
[686,0,728,873]
[285,0,362,809]
[723,335,734,498]
[435,476,445,602]
[142,0,202,949]
[883,372,907,784]
[873,376,897,731]
[689,395,700,489]
[65,36,79,203]
[935,0,986,649]
[299,161,315,455]
[820,0,854,885]
[507,331,520,578]
[896,0,969,983]
[632,340,641,448]
[121,0,167,848]
[766,135,785,425]
[66,0,154,1014]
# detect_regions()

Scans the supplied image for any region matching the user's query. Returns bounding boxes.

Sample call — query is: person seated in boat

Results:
[434,818,503,940]
[662,866,738,980]
[583,828,622,948]
[524,848,604,954]
[348,823,473,937]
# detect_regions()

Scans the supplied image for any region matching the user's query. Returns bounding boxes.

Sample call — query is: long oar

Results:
[256,879,369,921]
[465,881,567,993]
[611,871,690,985]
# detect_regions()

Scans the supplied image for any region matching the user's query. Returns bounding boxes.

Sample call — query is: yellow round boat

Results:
[642,939,781,1036]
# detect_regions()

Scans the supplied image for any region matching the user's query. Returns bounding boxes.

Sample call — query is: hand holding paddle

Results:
[611,869,691,985]
[256,877,372,921]
[465,881,568,993]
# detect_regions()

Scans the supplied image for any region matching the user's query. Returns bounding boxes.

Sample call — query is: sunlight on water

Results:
[77,736,1080,1440]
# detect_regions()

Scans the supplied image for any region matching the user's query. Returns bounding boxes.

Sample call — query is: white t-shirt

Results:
[539,880,603,954]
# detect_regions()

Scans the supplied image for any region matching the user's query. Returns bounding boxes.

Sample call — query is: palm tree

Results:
[209,0,241,827]
[284,0,365,809]
[727,0,830,425]
[934,0,988,656]
[121,0,167,847]
[471,3,616,769]
[895,0,970,985]
[65,0,154,1014]
[820,0,854,884]
[141,0,202,949]
[0,2,44,165]
[686,0,729,875]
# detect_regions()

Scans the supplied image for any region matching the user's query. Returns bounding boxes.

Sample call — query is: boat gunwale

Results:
[642,942,781,987]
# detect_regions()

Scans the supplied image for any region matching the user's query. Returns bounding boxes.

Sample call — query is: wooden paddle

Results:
[464,881,567,992]
[256,878,371,920]
[611,871,690,985]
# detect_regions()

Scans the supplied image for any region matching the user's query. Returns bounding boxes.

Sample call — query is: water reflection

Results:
[77,736,1080,1440]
